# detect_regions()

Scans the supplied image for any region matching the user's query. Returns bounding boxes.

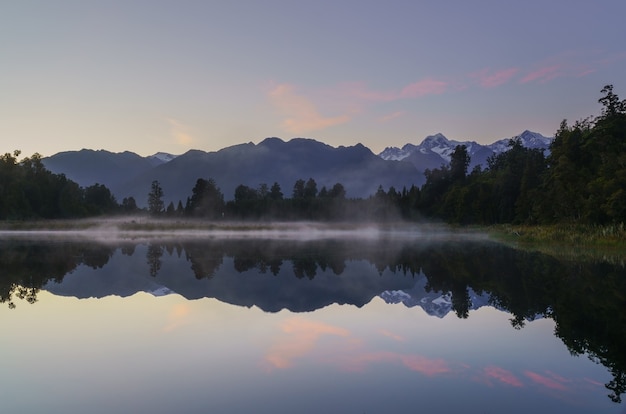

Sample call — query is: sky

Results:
[2,0,626,157]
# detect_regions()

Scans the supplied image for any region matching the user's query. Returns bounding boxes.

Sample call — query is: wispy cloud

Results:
[268,83,351,135]
[378,111,407,123]
[167,118,194,146]
[525,370,568,391]
[400,78,448,98]
[267,78,449,134]
[471,67,519,88]
[400,354,451,376]
[483,366,524,387]
[378,328,405,341]
[339,78,448,103]
[520,64,563,84]
[262,317,350,370]
[517,49,625,84]
[337,351,452,375]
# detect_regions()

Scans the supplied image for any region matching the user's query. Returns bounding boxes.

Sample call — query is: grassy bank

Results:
[487,223,626,263]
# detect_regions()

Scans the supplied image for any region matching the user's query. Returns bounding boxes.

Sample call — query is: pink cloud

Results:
[338,351,451,376]
[263,317,350,370]
[338,78,448,103]
[268,83,351,134]
[400,78,448,98]
[339,351,397,372]
[524,370,568,391]
[401,355,451,376]
[377,111,407,123]
[520,64,563,83]
[483,366,524,387]
[338,81,396,102]
[471,67,519,88]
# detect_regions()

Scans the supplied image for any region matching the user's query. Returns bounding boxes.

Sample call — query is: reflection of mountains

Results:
[2,236,626,403]
[36,238,495,316]
[42,239,423,313]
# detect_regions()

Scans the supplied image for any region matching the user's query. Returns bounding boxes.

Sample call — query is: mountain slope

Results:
[118,138,422,206]
[42,149,178,197]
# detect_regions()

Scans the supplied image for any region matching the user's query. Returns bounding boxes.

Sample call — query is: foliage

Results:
[147,180,165,216]
[187,178,225,218]
[417,85,626,226]
[0,151,122,219]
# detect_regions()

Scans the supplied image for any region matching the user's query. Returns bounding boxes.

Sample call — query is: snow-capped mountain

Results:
[378,130,553,171]
[148,152,178,164]
[487,130,552,154]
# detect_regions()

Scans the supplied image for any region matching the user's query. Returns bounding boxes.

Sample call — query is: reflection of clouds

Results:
[163,303,191,332]
[335,351,452,376]
[263,317,350,370]
[525,370,568,391]
[483,366,523,387]
[379,329,405,342]
[400,355,451,376]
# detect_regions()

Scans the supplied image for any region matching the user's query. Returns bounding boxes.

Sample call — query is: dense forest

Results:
[2,85,625,224]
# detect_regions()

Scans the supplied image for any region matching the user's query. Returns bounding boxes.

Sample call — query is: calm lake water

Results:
[1,227,625,413]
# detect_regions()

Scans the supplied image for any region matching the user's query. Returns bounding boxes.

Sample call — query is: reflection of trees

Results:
[0,241,115,308]
[146,243,163,277]
[182,243,223,280]
[409,242,626,404]
[2,236,624,403]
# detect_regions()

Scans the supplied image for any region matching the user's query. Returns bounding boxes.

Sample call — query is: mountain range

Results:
[378,130,552,170]
[42,131,552,206]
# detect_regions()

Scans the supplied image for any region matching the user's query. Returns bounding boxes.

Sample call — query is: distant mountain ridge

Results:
[42,131,552,206]
[378,130,552,170]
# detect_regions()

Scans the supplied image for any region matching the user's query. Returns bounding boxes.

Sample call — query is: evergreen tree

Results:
[147,180,164,216]
[188,178,224,218]
[269,182,283,200]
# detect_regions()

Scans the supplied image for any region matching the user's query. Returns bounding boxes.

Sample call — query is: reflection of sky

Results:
[0,292,618,414]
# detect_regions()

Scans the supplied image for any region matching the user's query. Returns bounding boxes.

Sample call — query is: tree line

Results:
[2,85,624,224]
[147,176,419,221]
[0,152,121,219]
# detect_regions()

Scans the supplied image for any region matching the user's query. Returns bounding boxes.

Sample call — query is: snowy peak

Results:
[517,130,552,148]
[379,146,411,161]
[419,133,451,149]
[378,130,553,170]
[488,130,552,154]
[149,152,178,164]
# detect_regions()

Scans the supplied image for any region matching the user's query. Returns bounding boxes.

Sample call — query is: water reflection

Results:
[1,236,625,403]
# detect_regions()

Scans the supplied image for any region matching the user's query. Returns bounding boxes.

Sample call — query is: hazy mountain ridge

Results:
[42,132,552,207]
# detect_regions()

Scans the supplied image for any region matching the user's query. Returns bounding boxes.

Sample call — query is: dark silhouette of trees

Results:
[147,180,165,216]
[188,178,225,218]
[269,182,283,201]
[0,151,122,220]
[121,196,139,214]
[537,85,626,224]
[84,183,118,215]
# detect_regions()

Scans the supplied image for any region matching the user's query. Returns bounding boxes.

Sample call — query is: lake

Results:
[1,224,625,413]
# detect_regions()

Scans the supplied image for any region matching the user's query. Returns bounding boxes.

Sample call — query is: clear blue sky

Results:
[2,0,625,156]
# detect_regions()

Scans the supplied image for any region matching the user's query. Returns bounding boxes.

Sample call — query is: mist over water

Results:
[0,217,490,244]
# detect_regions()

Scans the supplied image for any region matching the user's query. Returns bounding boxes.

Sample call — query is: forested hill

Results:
[1,85,625,224]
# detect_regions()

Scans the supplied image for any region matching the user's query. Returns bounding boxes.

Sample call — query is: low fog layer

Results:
[0,217,490,243]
